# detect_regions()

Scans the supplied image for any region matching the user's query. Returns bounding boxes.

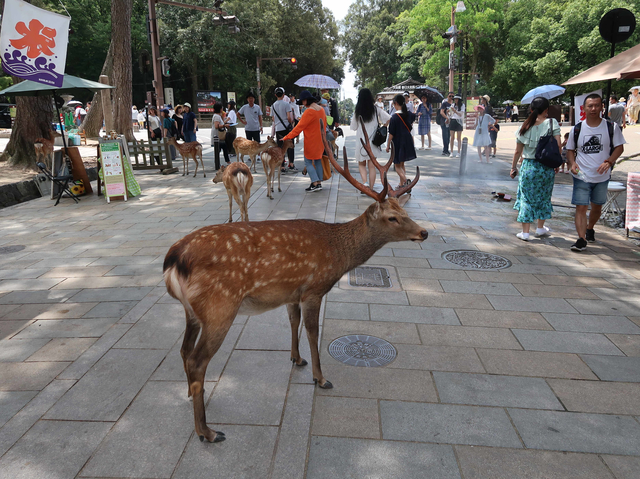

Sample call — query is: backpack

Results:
[573,119,615,156]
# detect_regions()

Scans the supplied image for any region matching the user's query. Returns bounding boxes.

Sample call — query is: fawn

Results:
[261,139,294,200]
[34,130,61,170]
[163,119,426,443]
[212,162,253,222]
[232,136,277,173]
[167,137,205,177]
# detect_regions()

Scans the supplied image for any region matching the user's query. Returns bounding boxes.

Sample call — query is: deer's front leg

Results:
[302,297,332,389]
[226,190,234,223]
[287,303,307,366]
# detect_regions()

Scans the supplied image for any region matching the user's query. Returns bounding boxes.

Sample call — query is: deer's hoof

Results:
[292,357,308,366]
[278,188,282,192]
[314,378,333,389]
[199,430,225,443]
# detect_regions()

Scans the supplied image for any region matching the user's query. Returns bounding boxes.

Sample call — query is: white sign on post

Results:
[99,141,128,203]
[164,87,174,107]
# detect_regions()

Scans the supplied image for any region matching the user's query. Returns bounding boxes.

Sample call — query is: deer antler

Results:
[321,119,388,202]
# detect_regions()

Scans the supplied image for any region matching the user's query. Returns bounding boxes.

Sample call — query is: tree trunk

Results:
[111,0,134,142]
[80,41,114,138]
[470,38,479,97]
[191,60,199,108]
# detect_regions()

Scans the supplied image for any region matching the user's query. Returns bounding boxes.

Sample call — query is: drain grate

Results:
[348,266,392,288]
[442,250,512,270]
[328,335,397,367]
[0,245,26,255]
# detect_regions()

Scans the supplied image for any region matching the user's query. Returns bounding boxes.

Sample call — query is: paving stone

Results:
[118,287,166,324]
[534,274,615,287]
[0,268,51,279]
[69,286,153,302]
[88,255,159,265]
[514,283,600,299]
[387,344,485,373]
[499,263,566,275]
[434,372,563,409]
[0,338,50,362]
[512,329,624,355]
[548,379,640,415]
[602,455,640,479]
[13,317,119,339]
[0,391,37,428]
[0,278,64,291]
[369,304,459,325]
[508,408,640,455]
[324,301,369,321]
[172,425,278,479]
[206,350,291,425]
[1,302,98,320]
[327,288,409,305]
[323,319,420,344]
[45,348,166,421]
[0,420,112,479]
[581,355,640,382]
[566,299,640,316]
[271,384,315,479]
[80,381,198,478]
[417,324,522,349]
[397,267,468,280]
[408,291,494,309]
[306,436,461,479]
[236,307,291,350]
[456,446,615,479]
[588,287,640,302]
[317,364,437,402]
[0,303,20,319]
[0,361,70,390]
[380,401,522,448]
[464,271,542,284]
[25,337,97,362]
[52,276,132,289]
[455,309,552,329]
[40,265,115,278]
[606,334,640,356]
[114,303,184,349]
[312,396,380,439]
[0,320,31,340]
[0,289,80,304]
[476,349,598,379]
[486,295,577,313]
[82,300,138,318]
[398,277,444,291]
[440,280,521,295]
[542,313,640,334]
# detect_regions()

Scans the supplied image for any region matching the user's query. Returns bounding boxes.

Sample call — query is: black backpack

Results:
[573,120,615,156]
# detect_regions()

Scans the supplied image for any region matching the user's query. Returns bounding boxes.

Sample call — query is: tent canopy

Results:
[0,74,113,97]
[563,44,640,85]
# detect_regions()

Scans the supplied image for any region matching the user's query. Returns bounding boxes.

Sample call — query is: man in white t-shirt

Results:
[238,91,263,142]
[566,93,625,252]
[271,87,295,170]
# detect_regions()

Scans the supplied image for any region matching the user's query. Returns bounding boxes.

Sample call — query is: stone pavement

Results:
[0,127,639,479]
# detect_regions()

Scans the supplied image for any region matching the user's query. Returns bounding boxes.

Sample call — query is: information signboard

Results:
[465,96,480,130]
[196,91,222,112]
[99,141,127,203]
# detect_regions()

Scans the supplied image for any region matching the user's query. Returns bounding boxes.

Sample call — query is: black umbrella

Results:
[413,87,444,102]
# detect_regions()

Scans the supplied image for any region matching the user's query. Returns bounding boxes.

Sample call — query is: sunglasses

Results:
[448,95,454,98]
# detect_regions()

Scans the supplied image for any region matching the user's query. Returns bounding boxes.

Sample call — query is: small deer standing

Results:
[261,138,293,200]
[34,131,61,170]
[163,120,427,443]
[167,137,205,177]
[212,162,253,222]
[232,136,277,173]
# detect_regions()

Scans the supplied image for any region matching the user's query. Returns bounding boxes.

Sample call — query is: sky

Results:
[321,0,358,102]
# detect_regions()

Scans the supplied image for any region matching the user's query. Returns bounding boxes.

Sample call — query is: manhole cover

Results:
[328,335,397,367]
[442,250,512,270]
[0,245,25,255]
[348,266,392,288]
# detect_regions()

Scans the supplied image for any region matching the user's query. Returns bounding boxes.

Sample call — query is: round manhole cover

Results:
[0,245,26,255]
[328,335,397,367]
[442,250,512,270]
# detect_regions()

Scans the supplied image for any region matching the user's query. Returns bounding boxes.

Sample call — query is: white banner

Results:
[0,0,70,87]
[574,89,602,122]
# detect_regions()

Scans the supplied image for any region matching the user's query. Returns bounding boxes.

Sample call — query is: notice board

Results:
[99,141,128,203]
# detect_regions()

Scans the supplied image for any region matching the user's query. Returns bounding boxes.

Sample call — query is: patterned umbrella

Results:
[294,74,340,90]
[413,87,443,102]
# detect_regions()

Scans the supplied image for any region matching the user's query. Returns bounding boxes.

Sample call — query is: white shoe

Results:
[535,226,551,237]
[455,152,460,157]
[363,182,369,187]
[516,232,530,241]
[449,153,454,158]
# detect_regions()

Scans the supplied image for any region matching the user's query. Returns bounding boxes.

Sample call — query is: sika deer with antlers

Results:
[212,162,253,222]
[261,138,293,199]
[167,137,205,177]
[163,119,427,443]
[232,136,277,173]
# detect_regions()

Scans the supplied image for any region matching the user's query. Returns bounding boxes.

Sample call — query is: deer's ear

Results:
[397,194,411,207]
[369,202,382,220]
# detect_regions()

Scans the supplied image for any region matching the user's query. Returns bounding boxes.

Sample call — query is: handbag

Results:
[321,155,332,181]
[217,128,226,141]
[370,108,387,147]
[534,120,563,168]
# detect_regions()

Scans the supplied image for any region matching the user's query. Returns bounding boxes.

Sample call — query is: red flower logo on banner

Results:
[10,19,57,58]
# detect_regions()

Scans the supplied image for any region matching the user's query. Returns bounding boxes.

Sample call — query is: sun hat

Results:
[482,95,491,102]
[403,91,410,97]
[296,90,313,105]
[474,104,485,111]
[184,102,191,108]
[454,95,462,99]
[322,92,331,100]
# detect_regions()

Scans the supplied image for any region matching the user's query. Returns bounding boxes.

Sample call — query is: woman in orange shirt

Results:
[283,90,326,192]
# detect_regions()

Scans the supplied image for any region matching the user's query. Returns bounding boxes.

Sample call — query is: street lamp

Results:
[448,1,466,93]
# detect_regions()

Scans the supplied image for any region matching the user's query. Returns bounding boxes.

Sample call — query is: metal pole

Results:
[449,6,455,93]
[148,0,164,108]
[257,57,262,113]
[458,34,463,96]
[459,137,468,175]
[604,40,615,119]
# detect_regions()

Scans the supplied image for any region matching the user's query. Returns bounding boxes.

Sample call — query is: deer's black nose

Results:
[420,230,429,240]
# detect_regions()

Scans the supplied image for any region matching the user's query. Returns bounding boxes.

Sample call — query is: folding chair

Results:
[36,162,80,206]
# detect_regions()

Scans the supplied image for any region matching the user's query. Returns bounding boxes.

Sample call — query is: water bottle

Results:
[575,168,587,181]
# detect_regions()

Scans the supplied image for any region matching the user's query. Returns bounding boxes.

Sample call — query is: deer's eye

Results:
[388,217,398,223]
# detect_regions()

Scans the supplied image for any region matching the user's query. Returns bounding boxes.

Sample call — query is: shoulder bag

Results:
[370,108,388,147]
[273,104,293,135]
[534,120,563,168]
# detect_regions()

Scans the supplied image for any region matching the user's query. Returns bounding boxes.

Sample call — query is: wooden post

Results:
[100,75,114,132]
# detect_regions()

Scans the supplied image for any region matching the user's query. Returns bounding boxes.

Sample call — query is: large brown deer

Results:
[261,138,293,200]
[232,136,277,173]
[163,119,427,443]
[212,162,253,222]
[167,137,205,177]
[34,130,61,170]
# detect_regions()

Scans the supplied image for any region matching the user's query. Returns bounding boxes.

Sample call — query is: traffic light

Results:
[442,26,457,40]
[161,58,172,77]
[283,57,297,69]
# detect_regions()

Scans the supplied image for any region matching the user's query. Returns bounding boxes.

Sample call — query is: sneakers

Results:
[586,228,595,242]
[315,183,323,190]
[516,232,530,241]
[305,183,322,192]
[288,164,298,171]
[534,226,551,237]
[571,238,588,252]
[449,152,454,158]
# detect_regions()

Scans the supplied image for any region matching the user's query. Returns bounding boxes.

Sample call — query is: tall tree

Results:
[111,0,134,140]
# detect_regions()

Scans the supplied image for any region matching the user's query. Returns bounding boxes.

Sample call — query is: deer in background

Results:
[34,130,61,170]
[163,119,426,443]
[261,138,293,200]
[232,136,277,173]
[212,162,253,222]
[167,137,205,177]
